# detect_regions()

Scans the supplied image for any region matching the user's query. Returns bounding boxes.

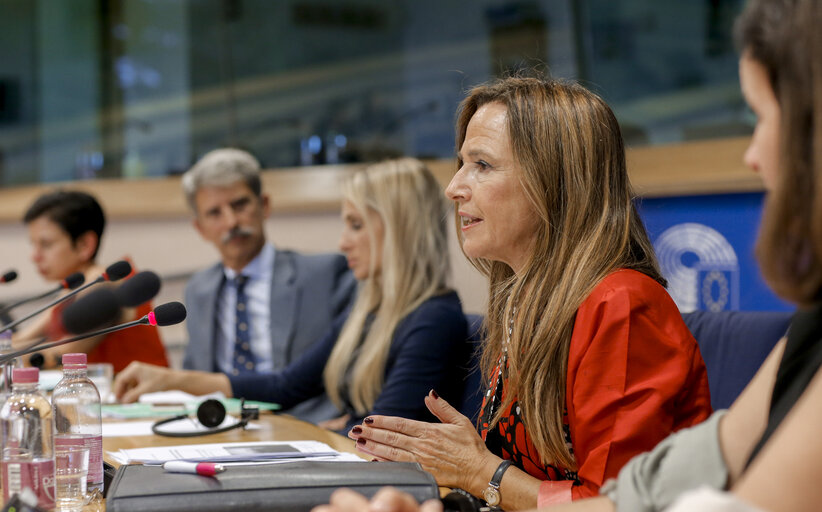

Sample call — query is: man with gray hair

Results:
[181,148,355,423]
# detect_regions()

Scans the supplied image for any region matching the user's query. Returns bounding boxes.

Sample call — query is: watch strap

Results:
[490,459,512,488]
[482,459,513,507]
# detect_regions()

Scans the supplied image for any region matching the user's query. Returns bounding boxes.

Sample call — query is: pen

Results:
[162,461,226,476]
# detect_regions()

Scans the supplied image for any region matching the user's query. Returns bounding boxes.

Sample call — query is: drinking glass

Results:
[54,446,89,512]
[86,363,114,403]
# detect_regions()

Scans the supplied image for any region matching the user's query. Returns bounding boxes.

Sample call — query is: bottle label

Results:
[1,459,56,508]
[55,434,104,486]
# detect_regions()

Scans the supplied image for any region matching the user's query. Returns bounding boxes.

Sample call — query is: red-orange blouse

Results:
[478,269,712,505]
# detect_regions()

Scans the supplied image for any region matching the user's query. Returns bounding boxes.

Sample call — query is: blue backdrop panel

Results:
[636,192,793,312]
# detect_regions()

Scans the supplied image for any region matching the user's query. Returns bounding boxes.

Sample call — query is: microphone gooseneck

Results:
[1,260,133,333]
[0,272,85,318]
[0,301,187,365]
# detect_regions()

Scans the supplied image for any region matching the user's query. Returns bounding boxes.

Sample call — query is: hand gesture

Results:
[112,361,172,403]
[348,390,499,493]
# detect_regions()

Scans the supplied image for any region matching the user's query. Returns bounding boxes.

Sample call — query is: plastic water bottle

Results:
[0,367,56,508]
[52,353,104,493]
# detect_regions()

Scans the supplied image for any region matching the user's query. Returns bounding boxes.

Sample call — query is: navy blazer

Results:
[229,291,470,429]
[183,248,356,423]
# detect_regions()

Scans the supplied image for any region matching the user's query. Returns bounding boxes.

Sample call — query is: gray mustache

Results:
[221,226,255,244]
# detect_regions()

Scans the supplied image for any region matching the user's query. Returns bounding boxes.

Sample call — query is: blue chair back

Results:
[682,310,792,410]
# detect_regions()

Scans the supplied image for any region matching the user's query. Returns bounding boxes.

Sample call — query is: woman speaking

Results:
[347,77,712,508]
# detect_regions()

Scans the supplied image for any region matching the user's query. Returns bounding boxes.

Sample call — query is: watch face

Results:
[483,488,501,507]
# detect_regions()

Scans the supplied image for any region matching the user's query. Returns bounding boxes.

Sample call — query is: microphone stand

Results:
[0,317,151,366]
[0,286,63,316]
[0,277,107,333]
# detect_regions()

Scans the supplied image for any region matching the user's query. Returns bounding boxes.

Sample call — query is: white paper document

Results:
[102,416,262,437]
[138,390,224,404]
[108,440,363,465]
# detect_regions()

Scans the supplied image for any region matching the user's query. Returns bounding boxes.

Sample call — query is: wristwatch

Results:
[482,459,512,507]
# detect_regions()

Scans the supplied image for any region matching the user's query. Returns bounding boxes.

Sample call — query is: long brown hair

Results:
[736,0,822,306]
[456,77,664,469]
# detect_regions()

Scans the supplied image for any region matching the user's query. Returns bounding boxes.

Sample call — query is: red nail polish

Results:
[364,417,374,424]
[357,438,367,446]
[352,426,362,435]
[430,389,440,399]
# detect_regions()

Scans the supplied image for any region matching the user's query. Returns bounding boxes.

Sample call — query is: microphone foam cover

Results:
[105,260,132,282]
[63,272,85,290]
[28,353,45,369]
[62,288,121,334]
[115,271,161,307]
[2,270,17,283]
[152,301,187,326]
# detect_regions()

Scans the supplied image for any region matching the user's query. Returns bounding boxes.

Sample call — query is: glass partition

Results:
[0,0,749,186]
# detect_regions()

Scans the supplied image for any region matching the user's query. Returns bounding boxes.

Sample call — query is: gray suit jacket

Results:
[182,249,356,423]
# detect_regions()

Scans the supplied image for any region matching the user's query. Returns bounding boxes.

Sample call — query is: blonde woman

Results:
[114,158,469,430]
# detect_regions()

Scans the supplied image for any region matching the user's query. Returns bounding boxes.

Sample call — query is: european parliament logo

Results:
[654,223,740,313]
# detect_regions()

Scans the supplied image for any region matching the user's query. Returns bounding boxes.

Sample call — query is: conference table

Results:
[99,412,367,510]
[103,412,364,461]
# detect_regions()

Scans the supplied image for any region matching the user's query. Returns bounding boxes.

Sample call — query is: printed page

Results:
[108,440,350,465]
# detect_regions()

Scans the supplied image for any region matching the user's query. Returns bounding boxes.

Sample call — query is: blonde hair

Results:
[323,158,451,413]
[456,77,664,469]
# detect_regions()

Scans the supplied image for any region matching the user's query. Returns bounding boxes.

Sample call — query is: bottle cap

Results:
[62,353,88,366]
[13,367,38,384]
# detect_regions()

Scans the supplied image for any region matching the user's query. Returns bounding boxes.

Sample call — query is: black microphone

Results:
[62,288,122,334]
[114,271,161,308]
[0,272,85,317]
[1,270,17,284]
[11,278,165,367]
[101,260,132,282]
[0,299,186,365]
[60,272,162,333]
[0,261,131,333]
[150,301,187,326]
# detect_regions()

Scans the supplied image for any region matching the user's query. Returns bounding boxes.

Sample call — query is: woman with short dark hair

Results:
[16,189,168,372]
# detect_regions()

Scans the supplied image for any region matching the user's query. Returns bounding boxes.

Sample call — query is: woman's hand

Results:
[112,361,175,403]
[113,362,233,403]
[312,487,442,512]
[347,390,500,494]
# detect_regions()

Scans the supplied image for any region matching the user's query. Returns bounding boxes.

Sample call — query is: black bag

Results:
[106,461,439,512]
